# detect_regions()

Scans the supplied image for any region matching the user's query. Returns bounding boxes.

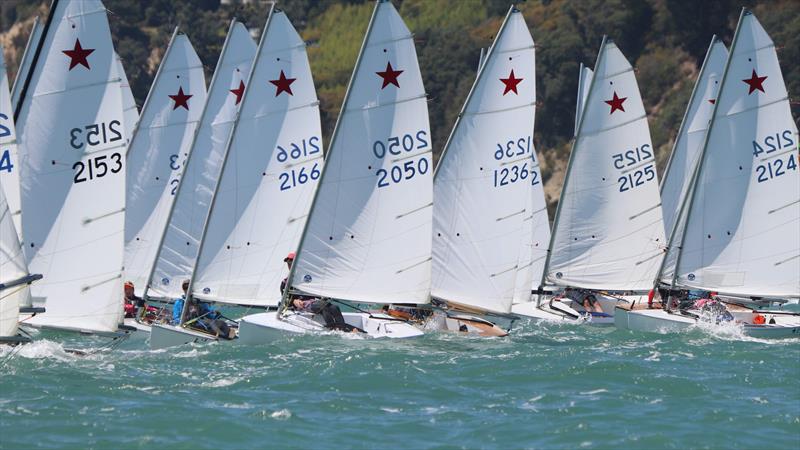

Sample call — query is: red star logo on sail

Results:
[708,99,716,104]
[500,69,523,95]
[169,86,192,111]
[230,80,245,105]
[270,70,296,96]
[742,69,767,94]
[605,91,627,114]
[62,39,95,70]
[376,62,403,89]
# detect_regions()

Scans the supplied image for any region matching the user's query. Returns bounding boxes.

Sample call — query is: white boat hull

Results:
[511,293,634,326]
[149,323,218,350]
[238,311,423,344]
[615,307,800,338]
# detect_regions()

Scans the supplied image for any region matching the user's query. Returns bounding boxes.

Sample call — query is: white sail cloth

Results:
[0,185,28,338]
[190,12,318,307]
[124,31,206,298]
[659,38,727,285]
[545,39,666,291]
[0,48,23,239]
[17,0,127,333]
[432,8,537,314]
[674,11,799,297]
[115,52,139,146]
[574,64,593,135]
[149,21,257,301]
[290,1,432,305]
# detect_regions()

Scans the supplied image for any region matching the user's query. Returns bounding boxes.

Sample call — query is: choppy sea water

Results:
[2,319,799,449]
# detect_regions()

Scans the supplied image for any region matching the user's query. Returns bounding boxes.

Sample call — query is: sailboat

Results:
[517,38,667,325]
[426,6,538,337]
[123,28,206,300]
[0,184,41,344]
[142,20,257,348]
[238,0,426,341]
[14,0,129,336]
[615,11,800,338]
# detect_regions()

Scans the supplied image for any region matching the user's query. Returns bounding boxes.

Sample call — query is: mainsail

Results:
[149,20,256,301]
[0,48,23,239]
[16,0,127,333]
[543,38,666,292]
[124,29,206,297]
[658,37,727,285]
[289,0,432,305]
[575,64,593,135]
[673,10,799,298]
[431,7,536,314]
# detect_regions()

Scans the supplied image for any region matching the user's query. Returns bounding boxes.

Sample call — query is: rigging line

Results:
[30,77,124,98]
[500,155,535,166]
[391,148,432,163]
[248,100,320,120]
[137,120,203,131]
[774,254,799,266]
[396,257,431,274]
[366,33,413,47]
[284,154,323,169]
[621,159,656,175]
[80,274,121,293]
[490,265,518,278]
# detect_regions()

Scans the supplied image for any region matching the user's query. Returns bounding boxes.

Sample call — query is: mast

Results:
[652,36,722,289]
[535,36,607,306]
[279,0,383,313]
[183,8,275,322]
[13,0,57,122]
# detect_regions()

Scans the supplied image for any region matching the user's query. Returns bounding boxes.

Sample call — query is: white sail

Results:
[544,38,666,292]
[658,38,727,285]
[11,17,43,111]
[0,47,23,240]
[0,185,28,338]
[431,7,535,313]
[525,144,550,301]
[674,11,799,298]
[575,64,593,135]
[17,0,127,333]
[149,21,256,301]
[124,31,206,298]
[114,52,139,146]
[289,0,432,305]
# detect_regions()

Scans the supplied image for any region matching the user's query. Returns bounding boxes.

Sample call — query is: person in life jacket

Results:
[280,252,359,332]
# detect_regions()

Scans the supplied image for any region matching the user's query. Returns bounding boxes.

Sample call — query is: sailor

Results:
[171,280,190,325]
[123,281,141,318]
[280,252,355,332]
[581,293,604,314]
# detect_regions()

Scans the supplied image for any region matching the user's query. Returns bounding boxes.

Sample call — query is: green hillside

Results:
[2,0,798,208]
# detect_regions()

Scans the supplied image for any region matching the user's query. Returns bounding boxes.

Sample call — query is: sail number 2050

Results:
[373,131,430,189]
